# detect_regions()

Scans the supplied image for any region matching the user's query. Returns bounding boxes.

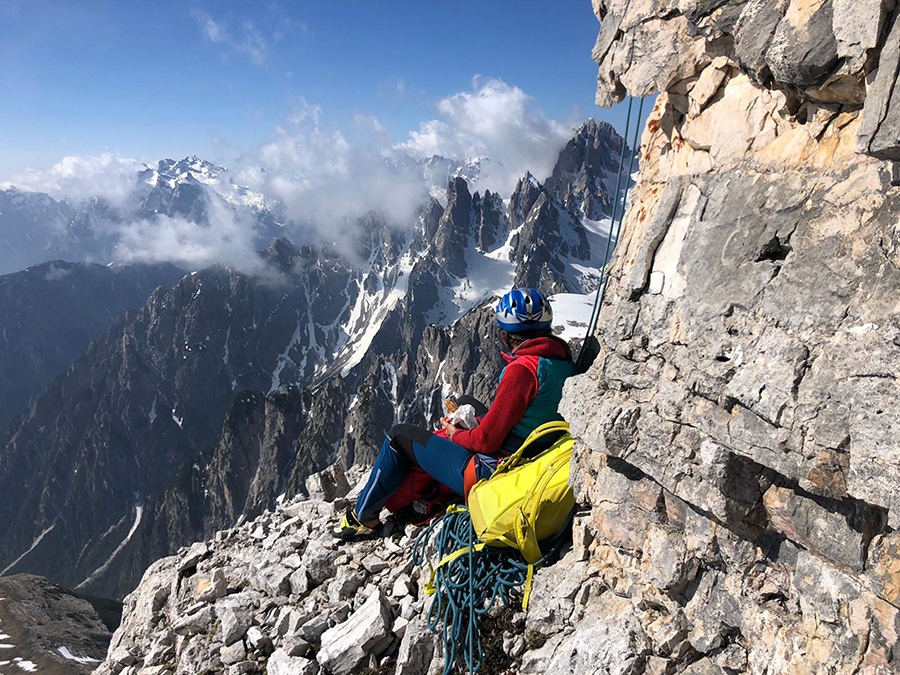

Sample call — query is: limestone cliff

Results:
[556,0,900,672]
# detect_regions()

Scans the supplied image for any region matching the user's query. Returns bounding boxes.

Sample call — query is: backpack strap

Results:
[493,420,570,475]
[514,505,542,564]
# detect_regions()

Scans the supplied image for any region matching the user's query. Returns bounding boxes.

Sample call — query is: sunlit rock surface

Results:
[558,0,900,671]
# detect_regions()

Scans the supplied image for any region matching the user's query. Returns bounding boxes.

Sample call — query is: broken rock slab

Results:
[267,649,320,675]
[316,588,394,675]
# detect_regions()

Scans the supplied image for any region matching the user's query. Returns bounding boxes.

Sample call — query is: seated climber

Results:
[336,288,575,539]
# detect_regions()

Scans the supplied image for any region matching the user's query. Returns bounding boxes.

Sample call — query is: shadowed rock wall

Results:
[552,0,900,672]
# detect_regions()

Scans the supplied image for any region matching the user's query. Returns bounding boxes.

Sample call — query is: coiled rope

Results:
[412,507,570,675]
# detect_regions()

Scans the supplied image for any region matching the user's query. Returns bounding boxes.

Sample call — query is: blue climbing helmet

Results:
[495,288,553,332]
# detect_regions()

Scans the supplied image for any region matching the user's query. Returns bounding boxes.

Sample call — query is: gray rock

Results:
[220,640,247,666]
[316,589,394,675]
[282,499,334,522]
[361,553,389,574]
[217,606,251,646]
[394,617,436,675]
[143,631,176,667]
[763,484,881,571]
[267,649,320,675]
[298,614,330,643]
[327,566,367,603]
[503,633,526,658]
[305,465,351,502]
[137,666,175,675]
[110,646,137,667]
[392,615,409,639]
[289,567,311,596]
[282,636,311,657]
[520,595,649,674]
[245,626,274,656]
[197,568,227,602]
[392,573,412,598]
[859,9,900,158]
[178,542,209,574]
[303,541,338,587]
[273,607,310,637]
[171,606,214,636]
[682,658,725,675]
[766,0,839,90]
[251,563,292,596]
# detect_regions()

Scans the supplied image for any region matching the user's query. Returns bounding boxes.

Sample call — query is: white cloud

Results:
[194,11,225,42]
[250,117,427,246]
[0,78,579,273]
[398,77,572,195]
[237,20,267,66]
[112,197,266,275]
[0,153,145,210]
[193,11,269,65]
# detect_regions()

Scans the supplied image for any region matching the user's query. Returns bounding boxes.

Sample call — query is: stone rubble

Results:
[92,464,549,675]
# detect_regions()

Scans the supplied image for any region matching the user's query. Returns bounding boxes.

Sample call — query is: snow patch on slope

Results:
[424,227,518,326]
[548,292,597,343]
[75,504,144,590]
[57,647,100,664]
[0,524,56,576]
[333,252,415,378]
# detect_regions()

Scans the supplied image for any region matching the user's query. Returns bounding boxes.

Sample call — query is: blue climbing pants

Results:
[355,424,497,523]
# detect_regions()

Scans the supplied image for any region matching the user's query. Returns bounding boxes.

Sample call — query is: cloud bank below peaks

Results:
[1,154,146,211]
[237,107,430,240]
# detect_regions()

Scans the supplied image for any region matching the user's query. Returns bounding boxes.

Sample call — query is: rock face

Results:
[554,0,900,672]
[0,260,184,427]
[545,118,627,221]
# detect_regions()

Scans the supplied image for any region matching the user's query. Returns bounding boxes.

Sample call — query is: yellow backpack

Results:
[467,420,575,563]
[425,421,576,610]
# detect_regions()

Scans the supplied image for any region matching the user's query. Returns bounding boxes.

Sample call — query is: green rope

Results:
[412,509,570,675]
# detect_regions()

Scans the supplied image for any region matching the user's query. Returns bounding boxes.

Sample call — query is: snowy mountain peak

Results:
[155,156,227,183]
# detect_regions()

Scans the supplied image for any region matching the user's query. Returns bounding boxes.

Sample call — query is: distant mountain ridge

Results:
[0,120,627,275]
[0,260,185,427]
[0,119,631,598]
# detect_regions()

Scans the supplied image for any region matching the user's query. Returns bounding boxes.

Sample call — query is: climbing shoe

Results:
[334,508,379,540]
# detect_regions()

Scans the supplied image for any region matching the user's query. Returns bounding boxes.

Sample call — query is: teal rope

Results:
[576,96,646,372]
[584,96,634,343]
[595,96,646,316]
[412,509,570,675]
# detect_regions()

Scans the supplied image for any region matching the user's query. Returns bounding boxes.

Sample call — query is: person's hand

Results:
[440,416,460,440]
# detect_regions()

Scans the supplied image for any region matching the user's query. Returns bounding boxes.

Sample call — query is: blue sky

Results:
[0,0,644,183]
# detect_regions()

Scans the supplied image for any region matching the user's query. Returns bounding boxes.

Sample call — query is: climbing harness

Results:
[576,95,646,372]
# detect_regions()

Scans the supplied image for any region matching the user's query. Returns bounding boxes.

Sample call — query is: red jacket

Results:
[451,336,571,454]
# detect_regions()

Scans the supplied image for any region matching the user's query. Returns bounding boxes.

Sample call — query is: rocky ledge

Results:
[92,465,612,675]
[0,573,110,673]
